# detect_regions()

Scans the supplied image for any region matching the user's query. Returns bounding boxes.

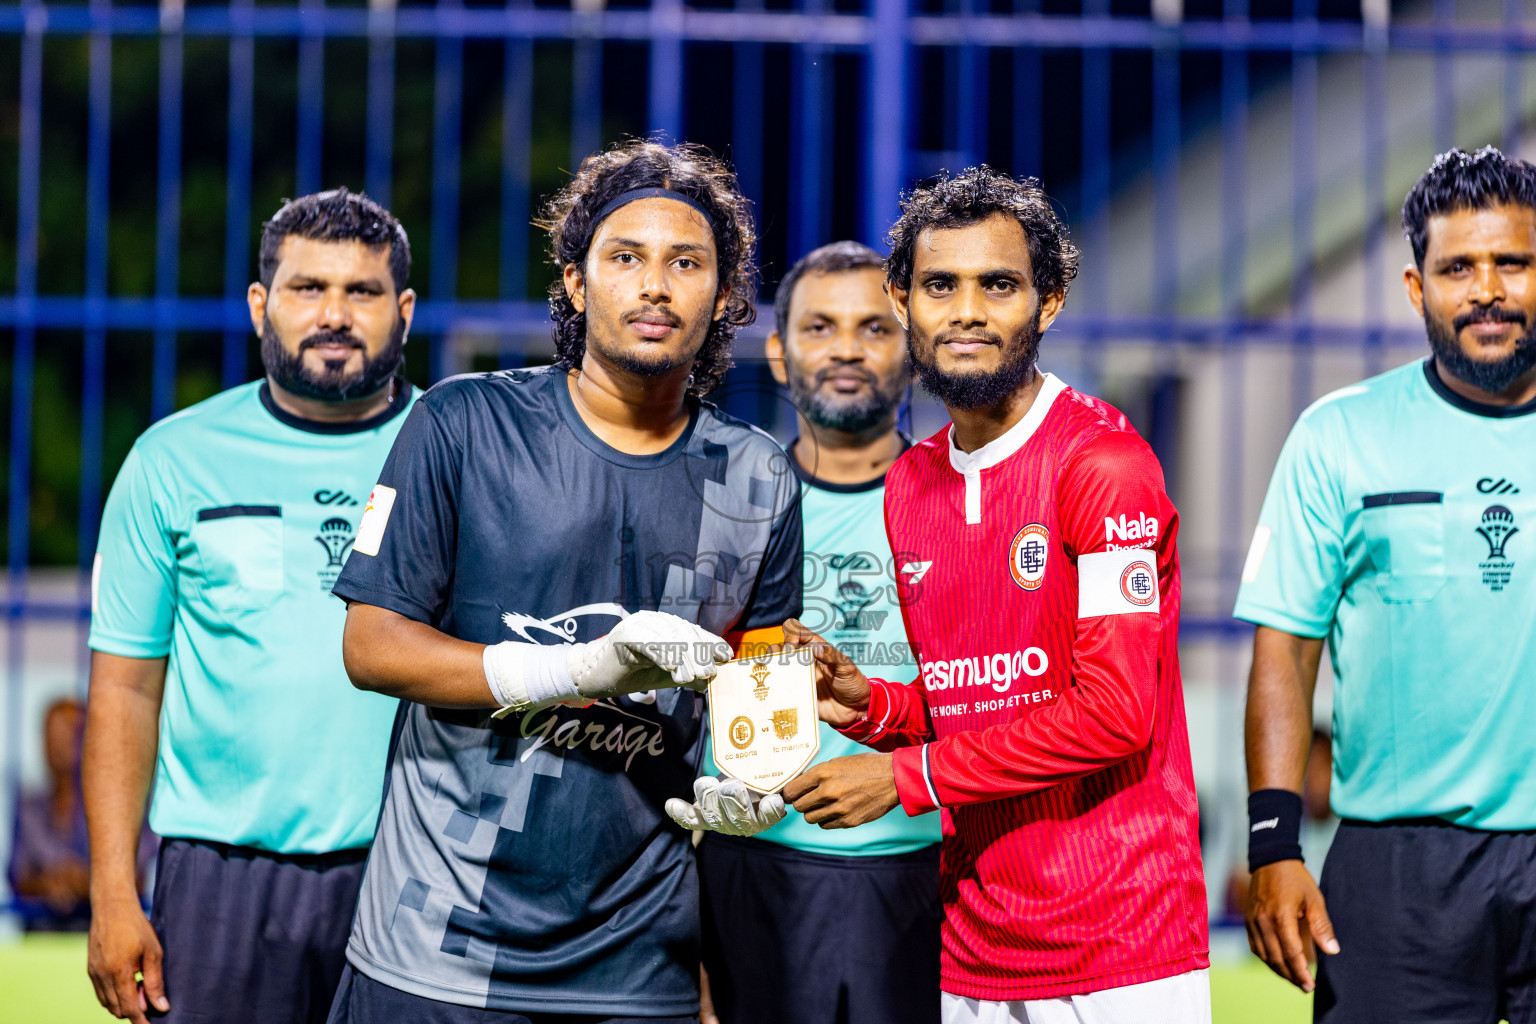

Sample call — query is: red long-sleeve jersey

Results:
[838,374,1208,1000]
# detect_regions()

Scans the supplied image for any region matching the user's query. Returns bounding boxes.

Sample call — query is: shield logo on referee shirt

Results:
[708,649,820,795]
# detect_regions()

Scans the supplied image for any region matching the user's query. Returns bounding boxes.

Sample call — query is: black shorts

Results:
[1316,819,1536,1024]
[699,833,942,1024]
[150,837,367,1024]
[325,964,697,1024]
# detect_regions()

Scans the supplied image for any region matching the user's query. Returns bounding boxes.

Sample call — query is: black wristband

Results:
[1247,788,1304,872]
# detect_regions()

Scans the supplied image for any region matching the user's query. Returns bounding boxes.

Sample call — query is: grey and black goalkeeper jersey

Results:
[331,366,802,1016]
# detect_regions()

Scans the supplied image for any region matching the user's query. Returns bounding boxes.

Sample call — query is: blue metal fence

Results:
[0,0,1527,866]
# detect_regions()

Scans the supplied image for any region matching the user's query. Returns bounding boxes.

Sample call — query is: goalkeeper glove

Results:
[484,610,731,715]
[665,775,787,837]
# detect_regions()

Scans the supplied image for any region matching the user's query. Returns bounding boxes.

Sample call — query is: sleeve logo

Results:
[1119,560,1157,607]
[1104,511,1159,549]
[1008,524,1050,591]
[1240,524,1271,584]
[352,484,396,557]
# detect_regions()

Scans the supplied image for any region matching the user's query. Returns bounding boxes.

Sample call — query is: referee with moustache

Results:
[695,242,943,1024]
[84,190,417,1024]
[1241,147,1536,1021]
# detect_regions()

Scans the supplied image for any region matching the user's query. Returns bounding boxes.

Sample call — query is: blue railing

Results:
[0,0,1526,874]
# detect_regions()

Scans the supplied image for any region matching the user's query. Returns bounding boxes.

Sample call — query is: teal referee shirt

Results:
[1234,359,1536,829]
[706,453,941,856]
[89,380,414,854]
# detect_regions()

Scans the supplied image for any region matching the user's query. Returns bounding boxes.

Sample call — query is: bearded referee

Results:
[84,190,417,1024]
[323,141,801,1023]
[1240,147,1536,1021]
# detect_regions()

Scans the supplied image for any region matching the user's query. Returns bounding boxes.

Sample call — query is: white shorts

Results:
[940,969,1211,1024]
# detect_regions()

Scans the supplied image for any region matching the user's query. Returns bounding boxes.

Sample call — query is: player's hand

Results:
[87,894,170,1024]
[782,618,870,727]
[783,753,898,828]
[573,611,732,697]
[1245,859,1340,992]
[666,776,787,836]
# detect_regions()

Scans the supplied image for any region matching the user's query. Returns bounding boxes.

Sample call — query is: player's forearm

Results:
[83,653,164,904]
[1244,626,1324,792]
[342,603,498,709]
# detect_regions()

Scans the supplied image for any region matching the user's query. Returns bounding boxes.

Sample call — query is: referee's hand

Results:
[1245,859,1340,993]
[88,895,170,1023]
[782,618,870,727]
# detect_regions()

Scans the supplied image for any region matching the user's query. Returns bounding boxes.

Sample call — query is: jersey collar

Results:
[259,378,414,435]
[946,371,1067,475]
[553,367,701,468]
[1423,358,1536,419]
[788,436,911,494]
[945,372,1066,526]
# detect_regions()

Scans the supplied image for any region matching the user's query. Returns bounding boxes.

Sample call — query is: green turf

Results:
[0,933,1310,1023]
[0,933,116,1022]
[1210,958,1313,1024]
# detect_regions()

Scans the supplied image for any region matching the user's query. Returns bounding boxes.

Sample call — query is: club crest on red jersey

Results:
[1008,524,1050,591]
[1119,559,1157,607]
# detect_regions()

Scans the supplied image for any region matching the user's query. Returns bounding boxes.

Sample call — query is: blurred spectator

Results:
[9,698,154,930]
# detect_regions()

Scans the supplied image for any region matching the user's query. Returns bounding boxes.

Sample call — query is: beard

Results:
[910,308,1042,411]
[788,361,909,434]
[584,302,709,380]
[261,315,405,402]
[1424,304,1536,394]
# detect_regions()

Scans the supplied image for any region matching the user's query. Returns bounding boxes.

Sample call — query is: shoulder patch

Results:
[1241,525,1271,583]
[353,485,397,557]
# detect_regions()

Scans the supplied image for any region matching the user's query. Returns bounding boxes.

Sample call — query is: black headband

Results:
[589,188,717,235]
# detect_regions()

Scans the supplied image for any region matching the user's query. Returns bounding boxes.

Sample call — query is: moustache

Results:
[813,365,875,387]
[300,331,366,352]
[623,307,684,328]
[932,328,1005,349]
[1453,306,1527,332]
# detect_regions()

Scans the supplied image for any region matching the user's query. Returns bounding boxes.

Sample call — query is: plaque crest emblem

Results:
[707,649,821,795]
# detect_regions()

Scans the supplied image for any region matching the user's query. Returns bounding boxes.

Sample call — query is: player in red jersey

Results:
[782,167,1210,1022]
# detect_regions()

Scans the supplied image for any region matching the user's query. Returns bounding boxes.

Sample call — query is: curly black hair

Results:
[260,188,410,293]
[536,140,758,396]
[1402,146,1536,268]
[885,166,1079,300]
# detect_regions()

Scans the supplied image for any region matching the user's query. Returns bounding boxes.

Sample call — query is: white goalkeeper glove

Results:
[665,775,787,837]
[484,610,731,715]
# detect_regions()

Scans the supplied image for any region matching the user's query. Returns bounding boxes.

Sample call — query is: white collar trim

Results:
[947,372,1067,475]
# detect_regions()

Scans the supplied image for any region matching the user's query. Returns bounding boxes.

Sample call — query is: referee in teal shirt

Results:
[82,190,417,1024]
[700,242,942,1024]
[1238,148,1536,1022]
